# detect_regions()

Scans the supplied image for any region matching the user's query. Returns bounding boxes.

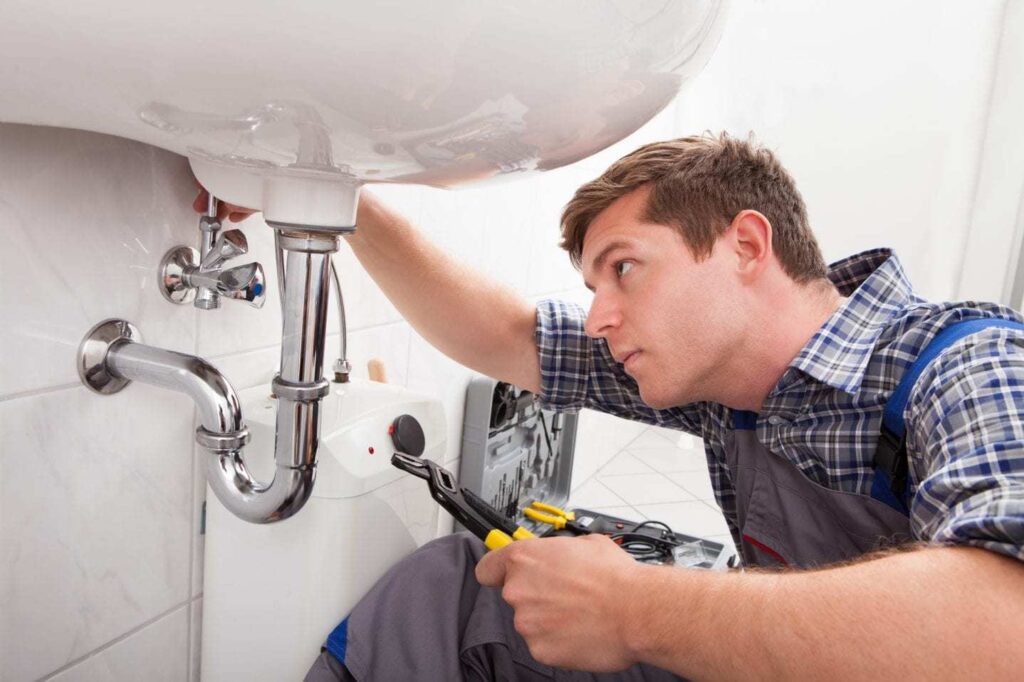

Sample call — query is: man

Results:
[198,133,1024,680]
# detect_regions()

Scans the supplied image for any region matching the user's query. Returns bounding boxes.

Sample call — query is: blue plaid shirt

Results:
[536,248,1024,562]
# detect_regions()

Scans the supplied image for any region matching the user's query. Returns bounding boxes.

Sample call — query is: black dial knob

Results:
[390,414,425,457]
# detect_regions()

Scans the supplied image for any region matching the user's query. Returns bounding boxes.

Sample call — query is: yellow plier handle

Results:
[524,501,576,529]
[483,529,515,550]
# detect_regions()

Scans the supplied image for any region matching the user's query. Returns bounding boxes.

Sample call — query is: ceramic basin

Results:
[0,0,726,225]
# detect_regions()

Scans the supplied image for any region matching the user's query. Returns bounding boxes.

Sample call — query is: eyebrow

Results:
[582,240,632,291]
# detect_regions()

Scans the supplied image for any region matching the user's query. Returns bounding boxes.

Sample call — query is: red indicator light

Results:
[368,446,375,455]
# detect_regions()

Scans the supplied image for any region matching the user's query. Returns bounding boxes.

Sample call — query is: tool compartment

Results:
[459,377,734,569]
[459,377,576,529]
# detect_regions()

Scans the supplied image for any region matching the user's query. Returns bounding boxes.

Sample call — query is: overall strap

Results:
[872,318,1024,514]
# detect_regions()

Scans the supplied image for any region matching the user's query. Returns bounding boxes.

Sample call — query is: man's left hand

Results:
[475,533,644,672]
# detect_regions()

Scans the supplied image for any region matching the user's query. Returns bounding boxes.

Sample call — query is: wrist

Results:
[617,563,670,664]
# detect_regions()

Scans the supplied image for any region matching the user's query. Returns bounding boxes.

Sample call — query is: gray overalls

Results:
[727,410,911,569]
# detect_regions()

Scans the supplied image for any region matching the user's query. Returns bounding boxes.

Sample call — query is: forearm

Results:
[625,546,1024,679]
[346,193,541,391]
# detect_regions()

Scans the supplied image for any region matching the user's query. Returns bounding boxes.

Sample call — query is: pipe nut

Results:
[196,426,251,451]
[272,375,331,402]
[271,229,342,253]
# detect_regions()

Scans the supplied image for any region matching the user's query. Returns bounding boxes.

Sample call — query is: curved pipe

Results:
[108,343,243,433]
[101,229,340,524]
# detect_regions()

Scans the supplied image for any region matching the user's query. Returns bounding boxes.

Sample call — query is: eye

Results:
[615,260,634,278]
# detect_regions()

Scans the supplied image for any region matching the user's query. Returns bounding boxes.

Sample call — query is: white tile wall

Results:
[47,605,190,682]
[0,384,194,682]
[0,125,201,682]
[0,125,199,397]
[1,3,1015,678]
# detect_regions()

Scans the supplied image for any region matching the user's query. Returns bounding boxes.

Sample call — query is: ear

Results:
[728,210,773,280]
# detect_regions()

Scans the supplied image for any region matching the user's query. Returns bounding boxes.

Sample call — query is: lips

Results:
[614,350,640,366]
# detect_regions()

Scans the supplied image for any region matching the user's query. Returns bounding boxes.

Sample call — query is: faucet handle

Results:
[201,229,249,270]
[217,262,267,308]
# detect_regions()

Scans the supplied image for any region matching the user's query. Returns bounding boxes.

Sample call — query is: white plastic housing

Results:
[200,380,450,682]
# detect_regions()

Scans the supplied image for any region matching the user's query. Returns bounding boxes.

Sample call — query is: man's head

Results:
[562,133,835,409]
[561,132,826,281]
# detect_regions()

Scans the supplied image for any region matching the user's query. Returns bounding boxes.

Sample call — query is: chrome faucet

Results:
[159,195,267,309]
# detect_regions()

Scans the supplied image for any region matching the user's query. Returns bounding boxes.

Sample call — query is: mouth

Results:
[615,350,641,367]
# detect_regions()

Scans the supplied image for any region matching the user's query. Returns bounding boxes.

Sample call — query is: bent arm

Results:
[625,546,1024,679]
[346,191,541,392]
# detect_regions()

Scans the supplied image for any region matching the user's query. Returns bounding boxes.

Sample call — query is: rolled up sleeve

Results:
[907,331,1024,561]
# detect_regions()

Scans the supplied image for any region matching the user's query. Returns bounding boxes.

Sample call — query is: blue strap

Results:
[873,317,1024,514]
[882,318,1024,435]
[732,410,758,430]
[325,617,349,664]
[870,468,908,513]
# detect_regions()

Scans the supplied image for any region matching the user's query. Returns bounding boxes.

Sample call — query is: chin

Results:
[637,384,684,410]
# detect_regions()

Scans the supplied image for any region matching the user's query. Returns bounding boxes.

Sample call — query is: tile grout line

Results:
[186,269,201,678]
[0,381,82,403]
[185,408,200,678]
[39,601,191,681]
[0,323,408,403]
[198,320,410,363]
[189,300,202,681]
[187,596,203,682]
[570,471,630,509]
[620,425,656,451]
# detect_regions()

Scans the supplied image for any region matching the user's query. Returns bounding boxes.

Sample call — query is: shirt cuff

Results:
[534,298,592,412]
[921,487,1024,562]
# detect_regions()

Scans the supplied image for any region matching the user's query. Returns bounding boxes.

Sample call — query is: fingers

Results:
[191,187,257,222]
[227,210,255,222]
[192,188,209,214]
[474,544,512,587]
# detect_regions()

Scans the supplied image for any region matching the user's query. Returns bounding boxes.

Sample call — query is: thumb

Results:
[474,545,512,587]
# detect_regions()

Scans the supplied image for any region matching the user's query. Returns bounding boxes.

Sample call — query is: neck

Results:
[722,279,844,412]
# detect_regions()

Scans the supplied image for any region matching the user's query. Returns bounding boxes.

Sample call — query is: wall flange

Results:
[159,246,200,304]
[77,318,141,395]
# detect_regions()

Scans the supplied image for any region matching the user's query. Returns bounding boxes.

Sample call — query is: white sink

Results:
[0,0,726,225]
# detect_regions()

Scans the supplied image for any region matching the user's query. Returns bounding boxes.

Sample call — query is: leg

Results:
[307,533,685,681]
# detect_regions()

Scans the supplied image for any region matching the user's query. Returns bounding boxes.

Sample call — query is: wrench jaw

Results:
[391,451,430,480]
[390,453,507,546]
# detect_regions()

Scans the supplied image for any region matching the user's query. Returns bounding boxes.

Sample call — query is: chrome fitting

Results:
[272,229,341,254]
[266,219,355,237]
[271,375,331,402]
[160,196,267,309]
[332,358,352,383]
[196,426,251,451]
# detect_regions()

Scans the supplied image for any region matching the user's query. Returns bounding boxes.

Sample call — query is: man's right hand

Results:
[192,186,258,223]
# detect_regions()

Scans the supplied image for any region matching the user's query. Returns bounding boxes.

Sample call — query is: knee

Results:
[408,531,487,571]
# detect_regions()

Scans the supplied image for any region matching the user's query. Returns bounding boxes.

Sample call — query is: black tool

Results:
[391,452,534,550]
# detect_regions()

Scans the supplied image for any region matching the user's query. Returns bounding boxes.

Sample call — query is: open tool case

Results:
[458,377,732,570]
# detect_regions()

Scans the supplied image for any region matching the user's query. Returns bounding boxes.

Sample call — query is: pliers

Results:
[391,452,534,550]
[523,501,592,535]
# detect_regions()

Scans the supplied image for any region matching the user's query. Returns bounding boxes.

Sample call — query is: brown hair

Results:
[560,132,828,284]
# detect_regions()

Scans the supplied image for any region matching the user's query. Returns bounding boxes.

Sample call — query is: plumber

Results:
[197,132,1024,680]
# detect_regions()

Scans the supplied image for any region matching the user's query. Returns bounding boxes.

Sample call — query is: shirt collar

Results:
[771,248,914,396]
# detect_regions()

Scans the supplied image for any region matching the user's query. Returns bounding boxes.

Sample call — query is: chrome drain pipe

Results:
[78,226,344,524]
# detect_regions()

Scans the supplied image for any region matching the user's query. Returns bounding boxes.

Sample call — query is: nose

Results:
[584,291,622,339]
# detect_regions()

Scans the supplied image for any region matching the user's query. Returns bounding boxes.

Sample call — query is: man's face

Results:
[581,188,743,409]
